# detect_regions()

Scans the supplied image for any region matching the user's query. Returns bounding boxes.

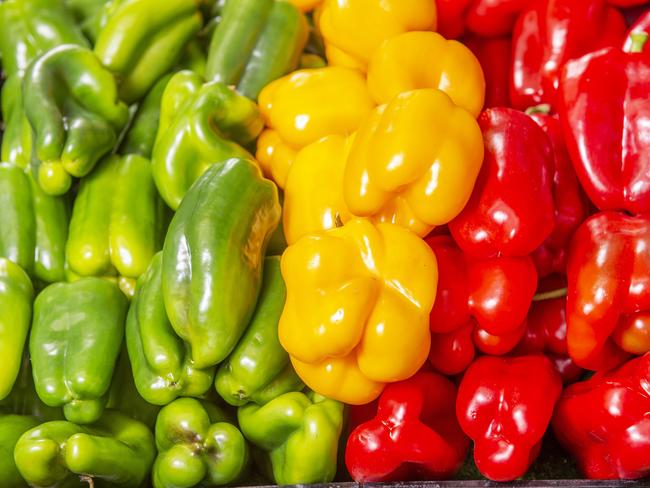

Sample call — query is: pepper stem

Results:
[532,287,568,301]
[525,104,552,115]
[629,32,649,54]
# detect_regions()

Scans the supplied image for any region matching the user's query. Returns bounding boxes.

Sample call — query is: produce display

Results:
[2,0,650,486]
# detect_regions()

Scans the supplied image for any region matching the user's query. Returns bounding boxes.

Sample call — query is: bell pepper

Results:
[288,0,322,11]
[436,0,533,39]
[566,211,650,370]
[0,163,69,284]
[0,260,33,402]
[473,321,527,356]
[279,218,437,405]
[23,45,130,196]
[238,391,344,485]
[465,36,511,109]
[346,371,469,482]
[94,0,203,103]
[609,0,650,5]
[126,252,215,405]
[65,0,113,42]
[0,0,88,77]
[510,0,626,110]
[216,257,303,406]
[624,10,650,53]
[66,154,167,287]
[318,0,437,71]
[256,67,374,189]
[151,70,262,209]
[344,89,484,237]
[456,355,563,481]
[163,158,281,370]
[449,107,555,258]
[205,0,308,101]
[153,397,249,488]
[428,322,475,376]
[557,34,650,214]
[30,278,128,424]
[1,75,32,168]
[0,415,40,487]
[553,353,650,479]
[14,410,155,487]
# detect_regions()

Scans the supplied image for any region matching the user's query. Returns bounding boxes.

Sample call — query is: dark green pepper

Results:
[162,158,281,369]
[216,257,302,406]
[153,397,249,488]
[1,75,32,168]
[0,415,39,488]
[30,278,128,424]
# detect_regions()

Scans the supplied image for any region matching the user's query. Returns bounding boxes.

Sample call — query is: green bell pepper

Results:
[1,75,32,168]
[162,158,281,369]
[0,260,33,402]
[151,70,263,209]
[14,410,155,488]
[216,257,302,406]
[0,163,69,284]
[94,0,203,103]
[0,0,89,77]
[238,391,344,485]
[0,415,39,488]
[66,154,167,287]
[23,44,130,196]
[153,397,249,488]
[205,0,308,100]
[126,252,215,405]
[65,0,113,41]
[30,278,128,424]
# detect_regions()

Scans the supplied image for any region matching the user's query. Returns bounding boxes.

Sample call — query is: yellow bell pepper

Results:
[343,88,484,237]
[368,31,485,117]
[279,218,437,404]
[256,66,374,188]
[318,0,437,71]
[283,134,354,245]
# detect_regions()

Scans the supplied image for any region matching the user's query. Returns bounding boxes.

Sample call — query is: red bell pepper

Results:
[456,355,563,481]
[624,10,650,52]
[345,371,469,482]
[449,107,555,258]
[567,211,650,371]
[609,0,650,6]
[466,36,512,109]
[436,0,533,38]
[429,322,475,376]
[553,353,650,479]
[473,321,527,355]
[510,0,626,110]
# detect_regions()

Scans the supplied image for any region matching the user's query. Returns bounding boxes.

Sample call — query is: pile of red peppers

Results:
[344,0,650,482]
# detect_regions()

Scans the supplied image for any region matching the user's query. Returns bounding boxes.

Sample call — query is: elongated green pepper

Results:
[153,397,249,488]
[14,410,155,488]
[216,257,302,406]
[127,253,215,405]
[30,278,128,424]
[0,415,39,488]
[1,76,32,168]
[162,158,281,369]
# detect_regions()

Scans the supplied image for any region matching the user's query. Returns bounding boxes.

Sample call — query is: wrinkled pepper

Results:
[1,75,33,168]
[346,371,469,482]
[279,218,437,405]
[436,0,532,39]
[456,355,562,481]
[0,415,39,487]
[30,278,128,424]
[238,391,344,485]
[344,89,484,237]
[154,397,249,488]
[162,158,281,369]
[14,410,155,487]
[466,36,511,109]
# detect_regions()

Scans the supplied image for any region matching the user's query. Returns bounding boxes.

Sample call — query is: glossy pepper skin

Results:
[127,253,215,405]
[94,0,203,103]
[0,163,69,284]
[1,75,33,168]
[456,355,562,481]
[553,353,650,479]
[216,257,303,406]
[428,322,476,376]
[567,212,650,370]
[449,107,555,258]
[436,0,532,39]
[238,391,344,485]
[151,70,262,209]
[344,89,484,238]
[465,36,511,109]
[0,260,33,402]
[279,218,437,405]
[557,38,650,214]
[163,158,281,370]
[256,67,374,189]
[30,278,128,424]
[23,45,130,196]
[510,0,626,110]
[14,410,155,488]
[206,0,308,100]
[153,398,249,488]
[0,415,39,487]
[346,371,469,482]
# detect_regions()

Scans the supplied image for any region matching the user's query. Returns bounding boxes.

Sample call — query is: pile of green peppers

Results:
[0,1,342,487]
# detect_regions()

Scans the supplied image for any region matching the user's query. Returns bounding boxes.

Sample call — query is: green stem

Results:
[533,288,567,302]
[629,32,649,54]
[525,104,552,115]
